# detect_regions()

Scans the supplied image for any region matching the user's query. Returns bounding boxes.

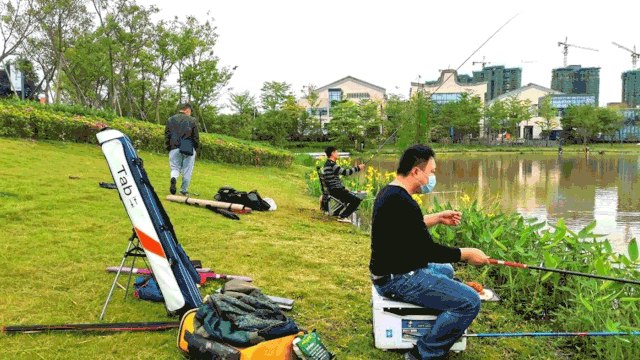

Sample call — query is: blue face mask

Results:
[420,174,437,194]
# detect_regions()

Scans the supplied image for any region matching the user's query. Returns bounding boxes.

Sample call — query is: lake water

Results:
[367,152,640,255]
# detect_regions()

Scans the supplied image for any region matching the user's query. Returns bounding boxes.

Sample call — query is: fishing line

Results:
[362,12,521,168]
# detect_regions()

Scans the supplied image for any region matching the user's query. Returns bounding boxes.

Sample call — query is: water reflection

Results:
[369,153,640,255]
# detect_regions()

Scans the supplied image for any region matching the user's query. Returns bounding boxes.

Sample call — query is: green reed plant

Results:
[428,198,640,359]
[306,162,640,358]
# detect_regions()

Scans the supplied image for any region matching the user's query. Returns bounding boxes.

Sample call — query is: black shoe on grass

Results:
[170,177,177,195]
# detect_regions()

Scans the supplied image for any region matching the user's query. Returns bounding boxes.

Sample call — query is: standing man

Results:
[165,103,199,196]
[370,144,490,360]
[322,146,365,223]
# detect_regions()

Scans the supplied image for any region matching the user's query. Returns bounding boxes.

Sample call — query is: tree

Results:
[228,90,257,116]
[301,83,321,114]
[0,0,38,65]
[179,15,234,120]
[382,94,406,145]
[504,95,533,143]
[560,105,599,149]
[483,98,509,141]
[432,93,483,144]
[150,19,179,123]
[107,0,158,119]
[596,107,624,144]
[326,100,364,150]
[451,93,483,139]
[537,95,560,146]
[395,88,437,152]
[254,109,297,147]
[356,98,385,148]
[260,80,293,111]
[182,57,233,118]
[18,29,57,101]
[32,0,93,104]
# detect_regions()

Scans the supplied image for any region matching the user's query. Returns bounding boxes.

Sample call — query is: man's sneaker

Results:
[404,348,449,360]
[170,178,177,195]
[404,348,421,360]
[180,191,189,196]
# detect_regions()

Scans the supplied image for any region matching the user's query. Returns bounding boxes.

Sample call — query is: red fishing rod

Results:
[489,259,640,286]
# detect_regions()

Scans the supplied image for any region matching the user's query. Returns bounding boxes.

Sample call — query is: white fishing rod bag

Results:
[97,128,202,315]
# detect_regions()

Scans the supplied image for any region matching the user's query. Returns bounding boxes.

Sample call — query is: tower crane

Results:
[472,56,491,69]
[612,41,639,69]
[558,37,598,67]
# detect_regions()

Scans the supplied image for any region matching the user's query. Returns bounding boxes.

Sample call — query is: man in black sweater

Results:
[322,146,365,223]
[165,103,200,195]
[370,144,489,360]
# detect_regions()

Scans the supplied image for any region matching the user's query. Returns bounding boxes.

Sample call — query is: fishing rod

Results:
[362,12,521,168]
[465,331,640,338]
[2,321,179,334]
[489,259,640,286]
[357,190,462,202]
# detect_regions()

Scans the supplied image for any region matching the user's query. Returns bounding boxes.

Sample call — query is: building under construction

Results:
[471,66,522,101]
[431,65,521,102]
[551,65,600,105]
[622,70,640,108]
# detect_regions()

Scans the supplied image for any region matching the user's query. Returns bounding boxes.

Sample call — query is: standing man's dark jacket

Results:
[323,159,361,190]
[165,113,200,152]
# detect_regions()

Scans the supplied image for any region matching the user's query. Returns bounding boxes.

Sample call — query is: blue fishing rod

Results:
[465,331,640,338]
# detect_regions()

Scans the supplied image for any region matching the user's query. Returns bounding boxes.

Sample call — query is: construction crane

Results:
[557,37,598,67]
[473,56,491,69]
[612,41,639,69]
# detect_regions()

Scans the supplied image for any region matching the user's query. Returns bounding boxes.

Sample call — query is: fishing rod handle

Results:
[489,259,529,268]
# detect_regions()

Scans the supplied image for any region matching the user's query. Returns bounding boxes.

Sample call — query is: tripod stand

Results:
[100,229,149,320]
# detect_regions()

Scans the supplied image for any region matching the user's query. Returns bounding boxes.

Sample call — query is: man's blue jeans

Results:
[373,263,481,359]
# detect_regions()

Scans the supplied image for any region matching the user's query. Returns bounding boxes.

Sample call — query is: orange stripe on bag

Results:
[135,228,166,258]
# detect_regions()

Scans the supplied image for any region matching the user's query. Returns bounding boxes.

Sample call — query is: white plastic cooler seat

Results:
[371,285,466,352]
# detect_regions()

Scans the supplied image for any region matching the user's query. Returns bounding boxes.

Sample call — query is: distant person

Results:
[165,103,199,196]
[370,144,490,360]
[322,146,365,223]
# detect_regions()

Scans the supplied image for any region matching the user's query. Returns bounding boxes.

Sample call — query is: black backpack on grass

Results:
[214,187,271,211]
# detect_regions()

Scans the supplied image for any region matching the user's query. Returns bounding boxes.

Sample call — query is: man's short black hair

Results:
[396,144,435,176]
[325,146,337,158]
[179,102,193,112]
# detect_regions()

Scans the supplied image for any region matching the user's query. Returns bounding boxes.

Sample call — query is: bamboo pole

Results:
[166,195,251,214]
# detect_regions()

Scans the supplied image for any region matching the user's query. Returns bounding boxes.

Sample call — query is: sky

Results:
[136,0,640,110]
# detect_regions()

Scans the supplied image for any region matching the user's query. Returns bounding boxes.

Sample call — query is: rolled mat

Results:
[166,195,251,214]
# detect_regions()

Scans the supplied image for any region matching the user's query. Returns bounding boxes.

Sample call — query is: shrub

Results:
[0,102,292,167]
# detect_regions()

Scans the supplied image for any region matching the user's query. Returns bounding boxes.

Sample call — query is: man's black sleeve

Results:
[192,120,200,152]
[165,118,173,151]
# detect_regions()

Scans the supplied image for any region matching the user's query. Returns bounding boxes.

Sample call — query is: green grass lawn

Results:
[0,137,590,359]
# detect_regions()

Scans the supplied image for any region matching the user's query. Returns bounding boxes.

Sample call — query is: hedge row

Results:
[0,103,292,167]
